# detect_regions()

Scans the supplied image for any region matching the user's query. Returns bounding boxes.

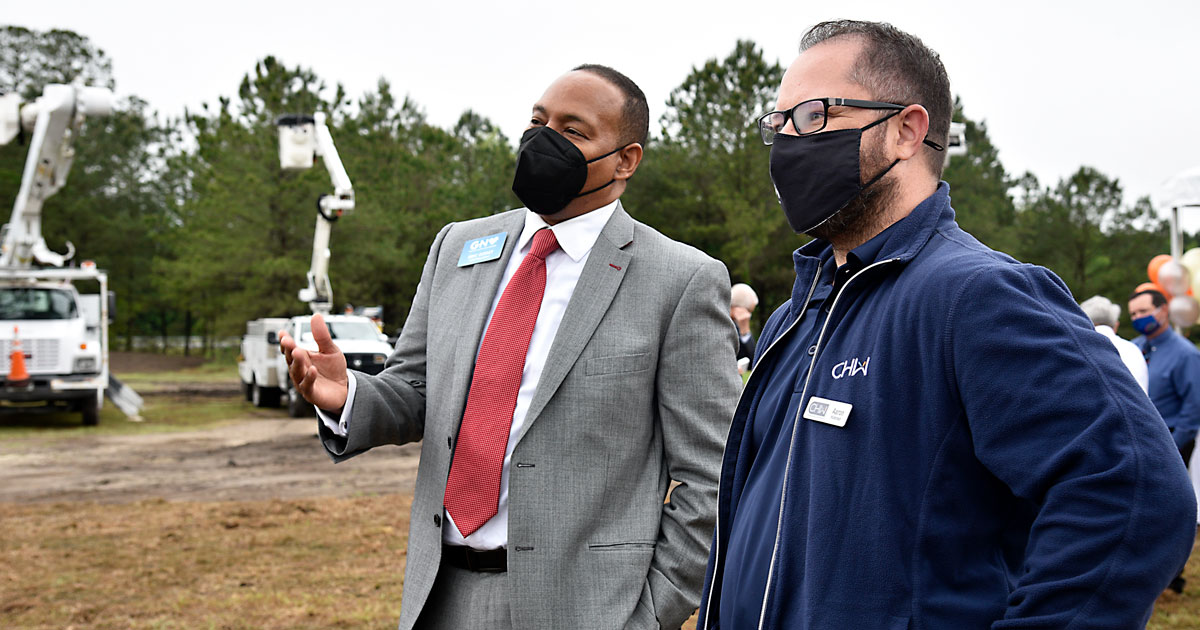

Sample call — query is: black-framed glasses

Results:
[757,97,944,151]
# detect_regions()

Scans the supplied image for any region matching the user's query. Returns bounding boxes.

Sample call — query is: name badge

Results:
[458,232,508,267]
[803,396,852,428]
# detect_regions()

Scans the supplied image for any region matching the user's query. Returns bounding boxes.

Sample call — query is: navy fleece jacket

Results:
[699,183,1196,629]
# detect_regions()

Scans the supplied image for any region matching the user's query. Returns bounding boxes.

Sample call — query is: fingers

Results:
[278,330,294,363]
[310,313,339,355]
[289,347,310,387]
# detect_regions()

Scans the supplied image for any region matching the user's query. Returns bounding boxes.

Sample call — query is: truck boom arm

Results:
[0,85,113,268]
[277,112,355,314]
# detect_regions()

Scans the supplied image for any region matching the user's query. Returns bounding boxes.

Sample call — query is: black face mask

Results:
[768,113,901,235]
[512,126,623,215]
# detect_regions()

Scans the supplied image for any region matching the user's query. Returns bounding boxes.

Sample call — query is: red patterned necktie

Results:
[444,228,560,537]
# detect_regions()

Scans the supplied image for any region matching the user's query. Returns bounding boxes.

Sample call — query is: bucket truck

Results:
[0,84,143,425]
[237,113,393,417]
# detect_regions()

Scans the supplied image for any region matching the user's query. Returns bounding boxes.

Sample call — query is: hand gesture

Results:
[278,313,349,412]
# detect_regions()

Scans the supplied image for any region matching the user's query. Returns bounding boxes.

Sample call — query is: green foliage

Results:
[0,25,113,99]
[942,97,1017,252]
[1009,168,1167,324]
[628,40,795,320]
[0,27,169,348]
[0,28,1179,348]
[164,61,517,338]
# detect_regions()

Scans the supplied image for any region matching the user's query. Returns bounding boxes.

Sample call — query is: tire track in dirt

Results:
[0,418,421,503]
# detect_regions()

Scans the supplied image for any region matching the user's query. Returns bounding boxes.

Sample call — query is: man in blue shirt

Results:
[1129,287,1200,594]
[699,20,1196,629]
[1129,288,1200,463]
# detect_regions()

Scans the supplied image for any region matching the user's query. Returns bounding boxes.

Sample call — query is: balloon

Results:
[1158,260,1190,297]
[1170,295,1200,328]
[1149,254,1173,284]
[1182,247,1200,278]
[1135,282,1171,301]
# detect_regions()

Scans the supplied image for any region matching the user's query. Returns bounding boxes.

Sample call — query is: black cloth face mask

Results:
[768,113,901,234]
[512,126,624,215]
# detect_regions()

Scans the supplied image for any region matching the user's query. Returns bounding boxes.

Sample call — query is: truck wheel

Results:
[251,382,280,408]
[81,402,100,426]
[241,378,253,402]
[286,380,313,418]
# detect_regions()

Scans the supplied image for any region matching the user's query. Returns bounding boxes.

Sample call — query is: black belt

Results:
[442,545,507,572]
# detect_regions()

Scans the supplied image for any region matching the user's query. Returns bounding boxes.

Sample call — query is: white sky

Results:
[7,0,1200,224]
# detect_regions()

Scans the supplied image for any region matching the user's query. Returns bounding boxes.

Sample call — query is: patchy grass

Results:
[0,495,411,629]
[0,490,1193,629]
[117,361,240,388]
[0,355,283,442]
[0,396,286,441]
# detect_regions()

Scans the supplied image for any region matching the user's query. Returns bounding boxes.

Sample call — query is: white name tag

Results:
[803,396,852,427]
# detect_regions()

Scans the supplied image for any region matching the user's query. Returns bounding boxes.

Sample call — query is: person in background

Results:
[1080,294,1149,392]
[1129,288,1200,463]
[731,282,758,372]
[1128,287,1200,593]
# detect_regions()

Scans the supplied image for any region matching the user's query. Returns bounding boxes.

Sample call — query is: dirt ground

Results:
[0,352,423,504]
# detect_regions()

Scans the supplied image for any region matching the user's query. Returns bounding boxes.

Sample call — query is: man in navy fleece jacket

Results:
[699,20,1196,630]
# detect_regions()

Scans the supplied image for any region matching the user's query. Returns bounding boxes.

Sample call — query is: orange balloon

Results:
[1135,281,1171,301]
[1148,254,1173,284]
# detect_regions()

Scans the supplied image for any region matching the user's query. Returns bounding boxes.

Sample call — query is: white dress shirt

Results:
[321,200,618,549]
[1095,325,1150,394]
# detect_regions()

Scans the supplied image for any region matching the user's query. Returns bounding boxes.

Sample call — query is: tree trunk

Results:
[159,308,169,354]
[183,310,193,357]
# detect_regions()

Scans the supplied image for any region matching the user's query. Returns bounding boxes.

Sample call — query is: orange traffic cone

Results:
[8,325,29,387]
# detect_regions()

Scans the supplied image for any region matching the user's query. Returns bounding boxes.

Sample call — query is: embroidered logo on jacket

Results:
[831,357,870,379]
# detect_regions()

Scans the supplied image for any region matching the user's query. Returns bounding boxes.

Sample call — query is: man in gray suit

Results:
[280,64,739,629]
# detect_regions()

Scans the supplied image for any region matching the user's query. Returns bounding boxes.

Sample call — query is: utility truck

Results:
[237,112,393,417]
[0,84,142,424]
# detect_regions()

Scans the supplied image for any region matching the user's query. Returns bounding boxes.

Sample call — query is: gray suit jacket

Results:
[319,203,739,629]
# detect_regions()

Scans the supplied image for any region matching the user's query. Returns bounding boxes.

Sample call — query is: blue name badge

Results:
[458,232,508,267]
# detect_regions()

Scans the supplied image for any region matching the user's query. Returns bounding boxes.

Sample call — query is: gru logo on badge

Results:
[831,357,870,379]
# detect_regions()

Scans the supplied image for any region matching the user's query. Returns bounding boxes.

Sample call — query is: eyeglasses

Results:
[757,97,944,151]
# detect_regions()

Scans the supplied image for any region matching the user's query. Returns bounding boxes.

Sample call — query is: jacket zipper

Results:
[756,258,899,630]
[701,264,824,628]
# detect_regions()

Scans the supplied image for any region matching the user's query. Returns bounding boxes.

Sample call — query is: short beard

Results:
[807,128,899,247]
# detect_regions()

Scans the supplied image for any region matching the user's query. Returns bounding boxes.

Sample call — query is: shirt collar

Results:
[847,209,911,268]
[516,200,619,263]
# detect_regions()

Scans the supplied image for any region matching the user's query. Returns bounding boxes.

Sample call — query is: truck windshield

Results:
[0,288,78,320]
[300,320,381,342]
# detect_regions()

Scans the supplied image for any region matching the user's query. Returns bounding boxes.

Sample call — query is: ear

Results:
[613,143,643,181]
[893,104,931,162]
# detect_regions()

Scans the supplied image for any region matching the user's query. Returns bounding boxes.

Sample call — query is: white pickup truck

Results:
[237,313,393,417]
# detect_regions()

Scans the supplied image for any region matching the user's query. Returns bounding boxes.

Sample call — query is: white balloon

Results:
[1159,260,1190,297]
[1170,295,1200,328]
[1182,247,1200,277]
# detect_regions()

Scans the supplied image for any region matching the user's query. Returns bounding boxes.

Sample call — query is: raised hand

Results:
[278,313,349,412]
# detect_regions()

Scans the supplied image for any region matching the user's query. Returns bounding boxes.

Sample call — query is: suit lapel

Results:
[446,211,526,432]
[516,203,635,444]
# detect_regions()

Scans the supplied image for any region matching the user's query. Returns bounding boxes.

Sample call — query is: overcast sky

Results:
[7,0,1200,225]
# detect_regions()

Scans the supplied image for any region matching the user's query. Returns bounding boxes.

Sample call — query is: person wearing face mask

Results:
[1129,289,1200,465]
[278,64,739,630]
[1129,288,1200,595]
[698,20,1195,630]
[1079,294,1149,393]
